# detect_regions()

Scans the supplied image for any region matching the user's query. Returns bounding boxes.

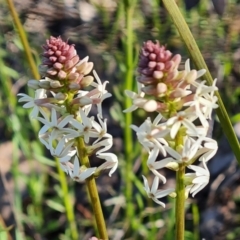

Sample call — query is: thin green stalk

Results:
[5,0,40,80]
[55,158,78,240]
[162,0,240,165]
[76,137,108,240]
[192,203,200,240]
[123,0,136,226]
[175,164,185,240]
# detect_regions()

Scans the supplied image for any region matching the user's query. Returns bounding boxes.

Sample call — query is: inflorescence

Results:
[18,36,118,182]
[124,40,218,207]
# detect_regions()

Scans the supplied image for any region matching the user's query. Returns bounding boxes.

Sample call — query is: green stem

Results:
[175,164,185,240]
[5,0,40,80]
[76,137,108,240]
[123,0,135,225]
[162,0,240,165]
[55,158,79,240]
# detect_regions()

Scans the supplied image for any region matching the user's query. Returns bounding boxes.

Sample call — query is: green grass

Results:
[1,0,240,239]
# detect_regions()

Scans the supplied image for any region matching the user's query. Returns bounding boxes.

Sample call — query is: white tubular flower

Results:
[95,138,113,155]
[59,148,77,163]
[197,137,218,162]
[18,89,47,118]
[70,108,95,143]
[131,114,169,155]
[164,137,203,164]
[166,111,199,139]
[185,159,209,197]
[123,82,145,113]
[48,134,75,159]
[76,90,93,115]
[183,80,218,128]
[91,70,112,118]
[70,157,96,182]
[200,78,218,119]
[91,114,112,144]
[142,175,175,207]
[37,108,75,135]
[96,153,118,177]
[147,147,174,184]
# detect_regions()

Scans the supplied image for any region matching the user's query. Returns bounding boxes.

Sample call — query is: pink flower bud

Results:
[137,40,181,85]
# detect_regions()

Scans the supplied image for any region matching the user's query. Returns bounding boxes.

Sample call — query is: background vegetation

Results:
[1,0,240,239]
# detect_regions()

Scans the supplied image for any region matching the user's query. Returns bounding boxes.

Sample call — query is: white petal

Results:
[73,157,80,176]
[123,105,138,113]
[147,147,159,165]
[58,115,74,128]
[188,165,209,176]
[142,175,150,194]
[51,108,58,125]
[170,121,181,139]
[152,198,166,207]
[185,59,191,72]
[165,146,181,160]
[151,176,160,193]
[150,169,167,184]
[78,167,96,181]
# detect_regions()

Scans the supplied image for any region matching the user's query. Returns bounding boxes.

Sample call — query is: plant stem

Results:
[123,0,135,226]
[55,158,79,240]
[5,0,40,80]
[162,0,240,166]
[175,164,185,240]
[76,137,108,240]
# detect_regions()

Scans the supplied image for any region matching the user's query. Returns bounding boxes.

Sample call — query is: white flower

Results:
[200,78,218,119]
[48,133,76,159]
[70,157,96,182]
[164,137,203,164]
[183,80,218,128]
[70,108,95,143]
[37,108,75,135]
[185,159,209,197]
[18,89,47,118]
[59,148,77,163]
[91,114,112,143]
[142,175,175,207]
[166,111,199,139]
[76,90,92,115]
[91,70,112,118]
[123,82,145,113]
[88,138,113,155]
[131,114,169,155]
[96,153,118,177]
[197,137,218,162]
[147,147,174,184]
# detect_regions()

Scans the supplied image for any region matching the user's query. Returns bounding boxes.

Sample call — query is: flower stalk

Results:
[175,164,185,240]
[76,137,108,239]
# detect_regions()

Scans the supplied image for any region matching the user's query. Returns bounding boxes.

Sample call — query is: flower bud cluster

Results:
[124,40,219,207]
[18,36,118,182]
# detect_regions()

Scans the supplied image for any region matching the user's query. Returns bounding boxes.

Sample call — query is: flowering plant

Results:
[124,40,219,235]
[18,36,117,239]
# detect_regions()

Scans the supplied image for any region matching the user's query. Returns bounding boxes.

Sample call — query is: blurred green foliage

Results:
[1,0,240,239]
